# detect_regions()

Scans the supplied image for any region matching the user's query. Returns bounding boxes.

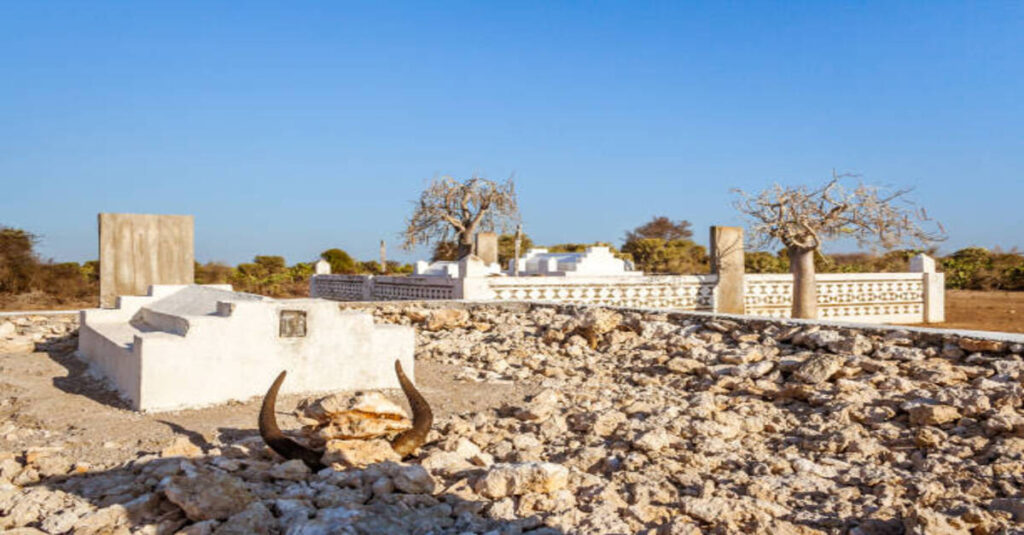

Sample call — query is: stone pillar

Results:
[911,254,945,323]
[314,259,331,275]
[910,253,935,273]
[475,232,499,265]
[380,240,387,274]
[513,224,523,276]
[98,213,195,308]
[710,226,745,314]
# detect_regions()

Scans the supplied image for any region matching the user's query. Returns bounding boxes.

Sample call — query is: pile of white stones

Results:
[2,302,1024,534]
[0,314,78,355]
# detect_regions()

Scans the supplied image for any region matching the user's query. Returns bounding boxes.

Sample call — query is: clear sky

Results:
[1,2,1021,265]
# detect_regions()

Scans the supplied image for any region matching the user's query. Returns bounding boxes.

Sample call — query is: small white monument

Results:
[510,246,643,277]
[78,285,414,411]
[414,259,502,278]
[314,259,332,275]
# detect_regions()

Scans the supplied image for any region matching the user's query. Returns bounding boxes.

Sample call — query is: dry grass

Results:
[0,290,96,311]
[927,290,1024,334]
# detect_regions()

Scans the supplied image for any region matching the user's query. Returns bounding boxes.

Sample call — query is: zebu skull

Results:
[258,360,433,471]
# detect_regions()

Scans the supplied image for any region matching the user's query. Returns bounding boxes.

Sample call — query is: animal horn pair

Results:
[258,359,433,471]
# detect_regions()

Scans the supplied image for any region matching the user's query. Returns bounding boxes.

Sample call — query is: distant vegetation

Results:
[0,225,413,308]
[196,250,413,297]
[2,219,1024,310]
[0,227,97,307]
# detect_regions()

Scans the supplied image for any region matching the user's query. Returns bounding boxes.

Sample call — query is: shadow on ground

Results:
[39,333,132,410]
[10,419,565,534]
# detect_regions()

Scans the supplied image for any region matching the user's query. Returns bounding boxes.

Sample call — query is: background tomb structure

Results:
[474,232,499,265]
[311,228,945,325]
[78,284,414,411]
[98,213,195,308]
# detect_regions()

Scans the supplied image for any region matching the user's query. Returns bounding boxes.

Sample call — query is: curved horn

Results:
[389,360,433,457]
[258,371,325,471]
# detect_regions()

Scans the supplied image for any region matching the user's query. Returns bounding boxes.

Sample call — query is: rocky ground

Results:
[2,303,1024,534]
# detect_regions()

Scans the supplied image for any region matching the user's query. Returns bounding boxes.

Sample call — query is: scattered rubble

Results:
[2,303,1024,533]
[0,314,77,355]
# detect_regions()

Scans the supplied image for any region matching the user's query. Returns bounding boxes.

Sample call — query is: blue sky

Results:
[1,1,1021,265]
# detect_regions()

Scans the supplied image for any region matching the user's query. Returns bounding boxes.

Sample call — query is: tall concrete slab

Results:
[710,226,745,314]
[98,213,195,308]
[475,232,499,265]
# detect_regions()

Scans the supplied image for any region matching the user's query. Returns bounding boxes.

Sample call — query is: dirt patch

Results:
[0,346,539,471]
[929,290,1024,333]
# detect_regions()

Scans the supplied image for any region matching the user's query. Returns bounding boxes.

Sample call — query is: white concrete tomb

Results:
[77,284,414,412]
[510,246,643,277]
[413,259,502,277]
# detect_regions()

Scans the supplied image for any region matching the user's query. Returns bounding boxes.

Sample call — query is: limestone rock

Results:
[268,459,311,480]
[321,438,401,468]
[425,309,469,331]
[517,389,561,420]
[474,462,569,499]
[580,308,622,336]
[212,501,275,535]
[908,404,961,426]
[666,357,706,375]
[793,354,844,384]
[388,463,437,494]
[161,436,203,458]
[163,472,255,521]
[633,429,674,453]
[0,321,15,337]
[299,391,411,441]
[958,337,1005,353]
[421,451,473,476]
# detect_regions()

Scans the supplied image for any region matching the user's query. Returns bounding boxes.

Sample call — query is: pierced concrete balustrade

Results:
[310,236,945,325]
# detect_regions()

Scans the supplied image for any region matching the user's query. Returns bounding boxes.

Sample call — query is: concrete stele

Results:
[98,213,195,308]
[475,232,499,265]
[710,226,745,314]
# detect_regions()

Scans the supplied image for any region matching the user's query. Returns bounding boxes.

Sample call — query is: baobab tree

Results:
[402,176,520,259]
[732,173,945,319]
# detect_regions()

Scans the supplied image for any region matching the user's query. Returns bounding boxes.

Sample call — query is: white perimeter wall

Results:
[311,270,944,324]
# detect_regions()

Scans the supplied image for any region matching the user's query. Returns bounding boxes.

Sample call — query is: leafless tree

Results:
[732,172,945,318]
[402,176,520,259]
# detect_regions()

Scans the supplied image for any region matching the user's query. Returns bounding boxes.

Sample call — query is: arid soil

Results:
[931,290,1024,334]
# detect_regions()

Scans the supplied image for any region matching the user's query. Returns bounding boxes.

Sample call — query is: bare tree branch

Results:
[402,175,520,257]
[731,171,946,253]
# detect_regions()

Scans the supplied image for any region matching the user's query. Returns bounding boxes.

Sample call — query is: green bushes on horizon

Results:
[3,221,1024,307]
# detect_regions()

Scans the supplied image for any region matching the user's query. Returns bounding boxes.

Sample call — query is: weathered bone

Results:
[258,360,432,470]
[389,359,434,457]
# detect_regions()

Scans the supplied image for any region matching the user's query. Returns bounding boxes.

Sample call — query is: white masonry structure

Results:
[78,284,414,412]
[311,239,945,325]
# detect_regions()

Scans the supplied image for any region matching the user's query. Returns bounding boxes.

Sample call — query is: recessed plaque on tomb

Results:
[279,310,307,337]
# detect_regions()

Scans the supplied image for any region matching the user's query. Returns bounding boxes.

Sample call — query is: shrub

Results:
[745,251,789,274]
[320,248,358,274]
[498,233,534,266]
[621,238,708,274]
[0,226,38,294]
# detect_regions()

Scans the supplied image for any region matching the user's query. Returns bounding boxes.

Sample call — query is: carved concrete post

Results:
[911,253,945,323]
[513,224,523,276]
[710,226,745,314]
